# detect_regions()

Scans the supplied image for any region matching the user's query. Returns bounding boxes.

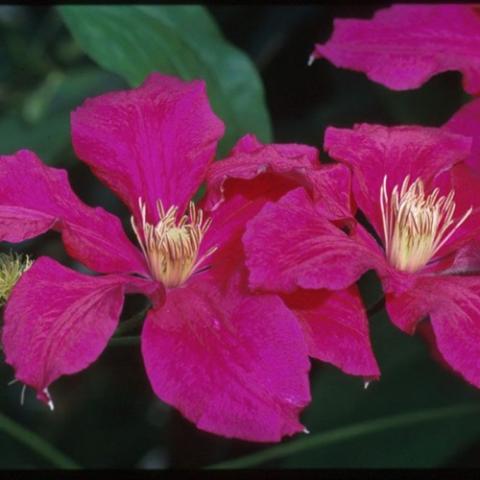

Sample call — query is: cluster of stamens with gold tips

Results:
[380,175,472,273]
[0,252,32,306]
[131,199,217,288]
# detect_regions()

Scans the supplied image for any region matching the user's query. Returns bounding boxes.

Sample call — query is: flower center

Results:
[379,175,472,273]
[0,252,32,306]
[131,199,216,288]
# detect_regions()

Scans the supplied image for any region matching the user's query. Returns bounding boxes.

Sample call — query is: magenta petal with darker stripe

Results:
[386,274,480,388]
[243,187,385,293]
[71,73,225,224]
[2,257,161,404]
[0,150,147,275]
[205,133,353,219]
[141,267,311,442]
[284,286,380,378]
[313,4,480,95]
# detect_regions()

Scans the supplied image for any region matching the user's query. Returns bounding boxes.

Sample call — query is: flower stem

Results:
[206,403,480,469]
[0,411,80,469]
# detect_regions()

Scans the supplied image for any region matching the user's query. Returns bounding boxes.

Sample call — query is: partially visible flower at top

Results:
[244,123,480,389]
[311,4,480,95]
[0,73,316,442]
[0,252,32,306]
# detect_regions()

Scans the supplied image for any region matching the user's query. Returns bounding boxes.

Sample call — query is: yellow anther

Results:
[131,199,216,288]
[0,252,32,306]
[380,175,472,273]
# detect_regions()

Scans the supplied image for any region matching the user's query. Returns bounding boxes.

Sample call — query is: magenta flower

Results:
[244,123,480,388]
[0,73,318,442]
[312,4,480,94]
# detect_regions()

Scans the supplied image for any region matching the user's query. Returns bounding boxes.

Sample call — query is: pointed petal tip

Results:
[43,388,55,412]
[20,385,26,406]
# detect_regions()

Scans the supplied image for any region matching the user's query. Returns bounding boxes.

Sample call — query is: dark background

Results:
[0,5,479,469]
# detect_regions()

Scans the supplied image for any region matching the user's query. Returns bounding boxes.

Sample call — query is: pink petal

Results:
[201,166,344,259]
[444,98,480,174]
[0,150,146,275]
[428,276,480,388]
[447,239,480,275]
[416,321,455,376]
[141,260,311,442]
[200,176,275,259]
[324,124,472,240]
[439,163,480,256]
[71,73,225,224]
[313,5,480,94]
[388,274,480,387]
[385,274,433,335]
[243,187,385,293]
[1,257,158,404]
[205,134,353,219]
[441,101,480,253]
[284,286,380,378]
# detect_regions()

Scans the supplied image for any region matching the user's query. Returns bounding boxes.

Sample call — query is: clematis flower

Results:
[244,123,480,388]
[0,73,316,442]
[311,4,480,95]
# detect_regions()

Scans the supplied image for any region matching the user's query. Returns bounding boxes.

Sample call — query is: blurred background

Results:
[0,4,479,469]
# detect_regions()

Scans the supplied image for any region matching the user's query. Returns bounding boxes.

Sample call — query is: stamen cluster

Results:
[380,175,472,273]
[0,253,32,306]
[131,199,216,288]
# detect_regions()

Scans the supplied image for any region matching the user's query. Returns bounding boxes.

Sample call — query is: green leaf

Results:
[58,5,272,156]
[0,112,70,165]
[0,67,126,165]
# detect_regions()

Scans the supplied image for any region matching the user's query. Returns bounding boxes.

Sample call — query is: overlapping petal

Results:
[385,275,434,335]
[386,274,480,388]
[0,150,146,275]
[141,247,311,442]
[444,98,480,174]
[283,287,380,378]
[448,240,480,275]
[313,4,480,94]
[205,134,353,219]
[2,257,160,404]
[243,187,385,293]
[429,276,480,388]
[71,73,225,223]
[442,103,480,253]
[324,124,472,240]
